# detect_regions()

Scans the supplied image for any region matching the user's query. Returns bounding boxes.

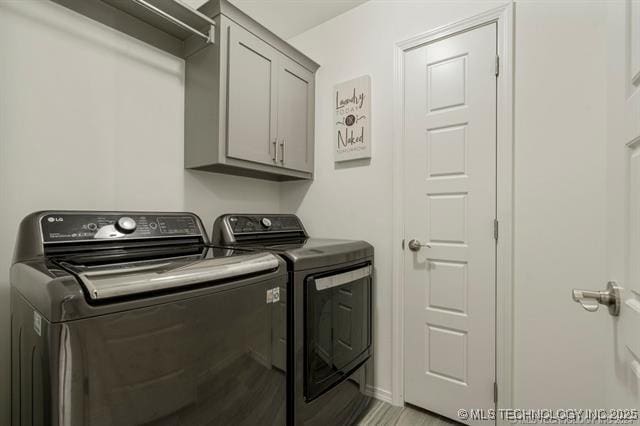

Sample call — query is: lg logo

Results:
[47,217,63,222]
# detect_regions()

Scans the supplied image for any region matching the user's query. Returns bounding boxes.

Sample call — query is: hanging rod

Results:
[130,0,215,44]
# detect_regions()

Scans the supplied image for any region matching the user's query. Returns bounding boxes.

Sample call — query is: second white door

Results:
[403,23,497,423]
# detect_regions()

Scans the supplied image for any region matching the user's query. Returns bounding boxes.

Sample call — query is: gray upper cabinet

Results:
[277,56,314,173]
[227,25,278,166]
[185,1,319,181]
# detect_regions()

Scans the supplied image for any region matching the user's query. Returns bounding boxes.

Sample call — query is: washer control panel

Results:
[40,212,203,243]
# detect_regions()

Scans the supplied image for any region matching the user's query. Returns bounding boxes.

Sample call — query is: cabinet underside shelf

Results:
[189,163,312,182]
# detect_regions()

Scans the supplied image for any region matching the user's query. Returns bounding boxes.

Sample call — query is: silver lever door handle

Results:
[408,239,431,252]
[572,281,621,316]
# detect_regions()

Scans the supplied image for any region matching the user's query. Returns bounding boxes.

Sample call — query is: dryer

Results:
[212,214,374,425]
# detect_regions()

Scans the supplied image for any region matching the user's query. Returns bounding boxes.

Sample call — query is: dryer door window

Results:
[304,263,372,401]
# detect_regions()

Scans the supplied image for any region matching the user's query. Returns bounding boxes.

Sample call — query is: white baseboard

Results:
[365,384,393,404]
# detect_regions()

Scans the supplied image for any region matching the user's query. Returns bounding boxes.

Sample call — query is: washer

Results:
[11,211,287,425]
[212,214,374,425]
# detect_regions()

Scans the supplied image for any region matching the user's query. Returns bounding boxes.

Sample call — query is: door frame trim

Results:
[391,3,514,419]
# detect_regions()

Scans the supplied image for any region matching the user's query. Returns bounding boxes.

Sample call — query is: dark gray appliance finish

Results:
[211,214,374,425]
[11,210,287,426]
[212,214,372,270]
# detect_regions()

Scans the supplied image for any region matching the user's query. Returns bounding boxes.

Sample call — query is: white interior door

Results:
[601,0,640,414]
[403,24,497,423]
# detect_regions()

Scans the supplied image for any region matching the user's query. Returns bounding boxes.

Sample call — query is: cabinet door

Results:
[227,25,278,166]
[277,56,314,173]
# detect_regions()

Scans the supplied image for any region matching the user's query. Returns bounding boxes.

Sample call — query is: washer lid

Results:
[60,251,279,301]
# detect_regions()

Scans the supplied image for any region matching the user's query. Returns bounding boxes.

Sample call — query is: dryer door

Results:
[304,263,372,401]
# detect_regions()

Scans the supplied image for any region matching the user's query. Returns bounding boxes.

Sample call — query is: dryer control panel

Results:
[40,212,205,243]
[228,215,303,234]
[212,214,308,244]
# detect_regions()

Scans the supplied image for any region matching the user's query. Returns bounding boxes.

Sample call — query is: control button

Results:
[261,217,272,228]
[115,217,137,234]
[149,222,158,230]
[87,223,97,231]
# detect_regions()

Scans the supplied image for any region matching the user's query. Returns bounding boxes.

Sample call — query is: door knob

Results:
[572,281,621,316]
[407,239,431,252]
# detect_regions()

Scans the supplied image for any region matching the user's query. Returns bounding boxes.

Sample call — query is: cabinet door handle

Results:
[272,139,278,162]
[280,139,285,164]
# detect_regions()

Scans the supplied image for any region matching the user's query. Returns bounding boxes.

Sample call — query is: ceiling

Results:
[184,0,368,39]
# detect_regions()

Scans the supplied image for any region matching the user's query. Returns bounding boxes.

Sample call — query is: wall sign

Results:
[334,75,371,162]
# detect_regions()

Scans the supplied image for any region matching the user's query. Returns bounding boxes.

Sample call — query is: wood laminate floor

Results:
[358,400,462,426]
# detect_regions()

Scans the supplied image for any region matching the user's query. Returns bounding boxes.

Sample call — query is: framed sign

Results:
[334,75,371,162]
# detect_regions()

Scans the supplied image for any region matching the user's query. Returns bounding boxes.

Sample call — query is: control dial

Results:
[115,216,137,234]
[261,217,272,228]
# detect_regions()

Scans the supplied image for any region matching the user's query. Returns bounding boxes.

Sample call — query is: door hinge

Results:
[402,239,405,250]
[494,382,498,403]
[495,54,500,77]
[494,219,499,242]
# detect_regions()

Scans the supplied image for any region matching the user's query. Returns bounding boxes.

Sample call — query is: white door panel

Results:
[611,138,640,408]
[631,0,640,86]
[403,24,497,423]
[600,0,640,412]
[604,0,640,414]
